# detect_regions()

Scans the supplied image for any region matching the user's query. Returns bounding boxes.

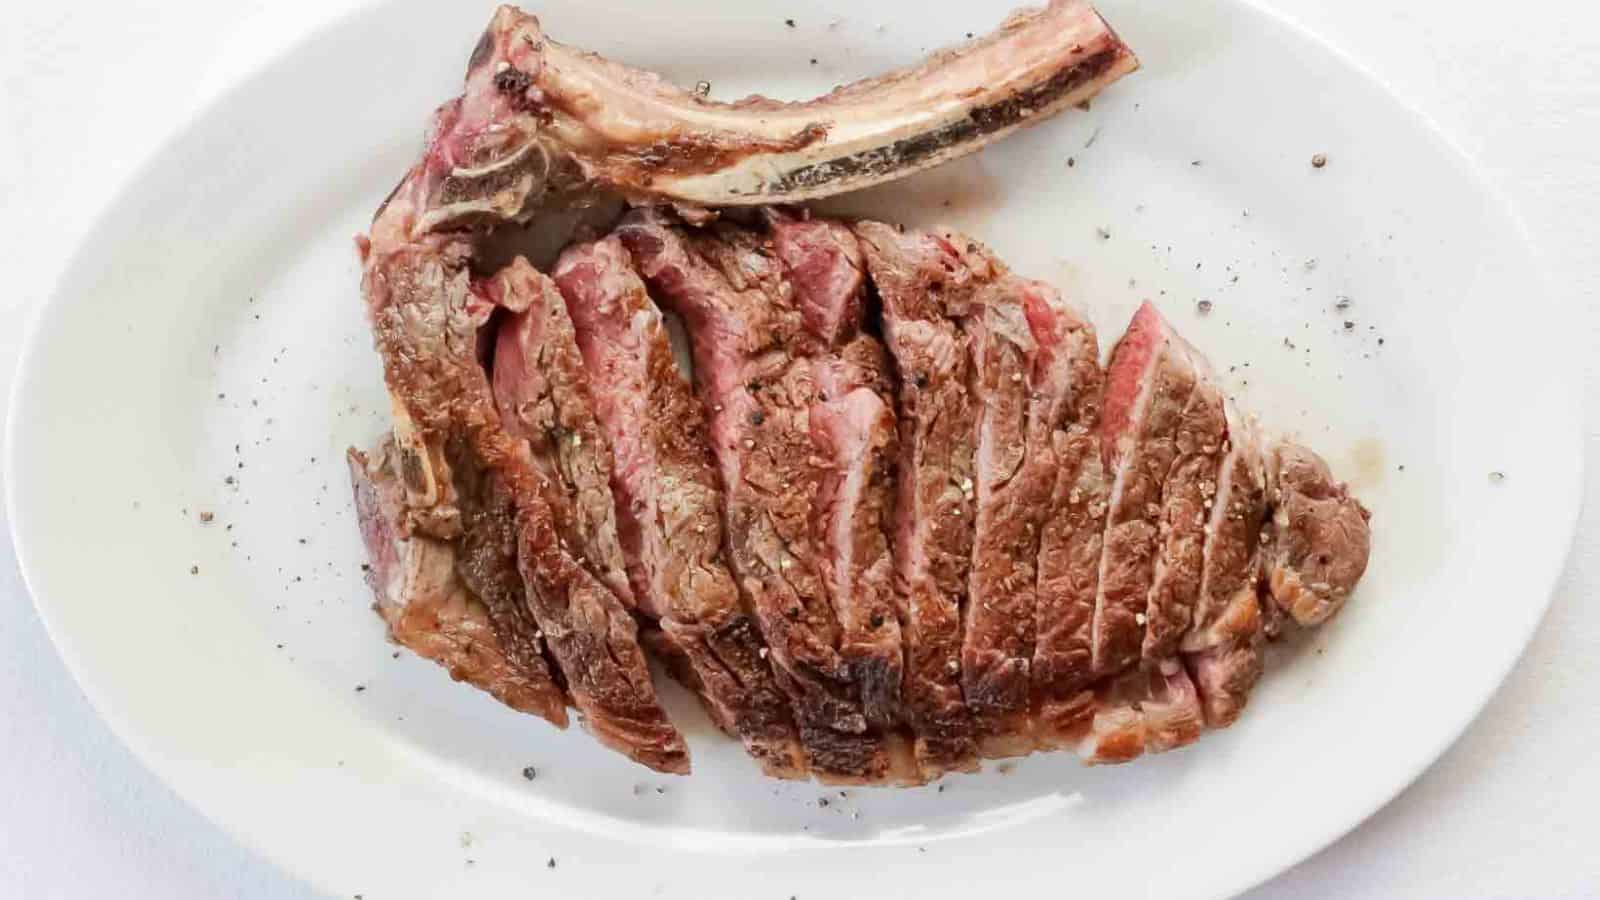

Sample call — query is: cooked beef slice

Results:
[852,220,982,777]
[1263,440,1372,627]
[359,232,580,722]
[1141,332,1228,662]
[1076,663,1204,764]
[1028,291,1110,748]
[457,257,687,774]
[509,441,690,774]
[489,258,633,606]
[1180,403,1269,727]
[856,222,1101,757]
[768,212,906,732]
[617,213,901,783]
[552,237,805,779]
[945,239,1106,756]
[361,176,686,772]
[1093,301,1219,677]
[349,441,568,723]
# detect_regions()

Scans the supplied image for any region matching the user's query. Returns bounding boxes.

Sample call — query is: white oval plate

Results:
[6,0,1581,897]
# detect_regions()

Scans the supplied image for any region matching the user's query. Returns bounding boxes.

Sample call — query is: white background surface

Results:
[1,1,1595,897]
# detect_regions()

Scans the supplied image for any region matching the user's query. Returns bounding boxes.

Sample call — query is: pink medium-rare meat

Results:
[852,221,982,778]
[473,256,688,774]
[961,247,1041,755]
[768,212,905,733]
[488,258,632,607]
[359,156,686,773]
[616,213,903,784]
[349,441,569,723]
[952,238,1092,757]
[767,212,864,347]
[1180,403,1269,727]
[406,2,1137,232]
[674,218,914,779]
[1028,291,1109,748]
[551,237,805,778]
[1142,329,1228,662]
[357,195,584,737]
[1263,441,1373,627]
[1093,301,1224,677]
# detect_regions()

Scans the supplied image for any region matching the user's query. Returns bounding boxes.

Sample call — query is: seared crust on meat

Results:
[1264,441,1373,627]
[1030,290,1108,748]
[1181,403,1270,727]
[349,442,569,723]
[554,237,805,778]
[618,213,899,783]
[769,213,905,732]
[490,259,633,606]
[854,221,982,778]
[483,257,689,773]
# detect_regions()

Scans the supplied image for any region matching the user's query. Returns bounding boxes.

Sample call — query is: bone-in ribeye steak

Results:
[346,2,1373,780]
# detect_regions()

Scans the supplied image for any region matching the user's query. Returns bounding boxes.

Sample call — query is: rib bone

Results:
[403,0,1137,233]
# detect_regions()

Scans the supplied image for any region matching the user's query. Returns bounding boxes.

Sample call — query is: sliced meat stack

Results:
[852,222,983,777]
[346,2,1374,781]
[484,258,688,773]
[854,223,1110,763]
[615,211,911,783]
[349,439,568,723]
[549,236,805,778]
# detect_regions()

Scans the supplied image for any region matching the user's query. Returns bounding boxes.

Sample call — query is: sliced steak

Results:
[1029,292,1109,748]
[1093,301,1224,676]
[473,256,687,773]
[551,236,805,779]
[360,161,686,772]
[1142,331,1228,662]
[349,440,568,723]
[768,213,906,733]
[358,225,582,731]
[956,240,1097,756]
[617,213,901,783]
[489,258,632,605]
[852,221,982,777]
[1180,403,1269,728]
[1263,440,1372,627]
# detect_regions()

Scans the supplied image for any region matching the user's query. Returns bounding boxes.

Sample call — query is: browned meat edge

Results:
[616,212,905,783]
[348,441,569,723]
[552,236,806,778]
[852,221,982,778]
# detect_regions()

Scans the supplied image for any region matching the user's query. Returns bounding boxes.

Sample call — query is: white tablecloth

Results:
[2,1,1596,896]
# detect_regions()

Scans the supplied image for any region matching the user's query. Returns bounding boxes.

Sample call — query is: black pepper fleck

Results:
[1311,152,1328,168]
[522,766,538,781]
